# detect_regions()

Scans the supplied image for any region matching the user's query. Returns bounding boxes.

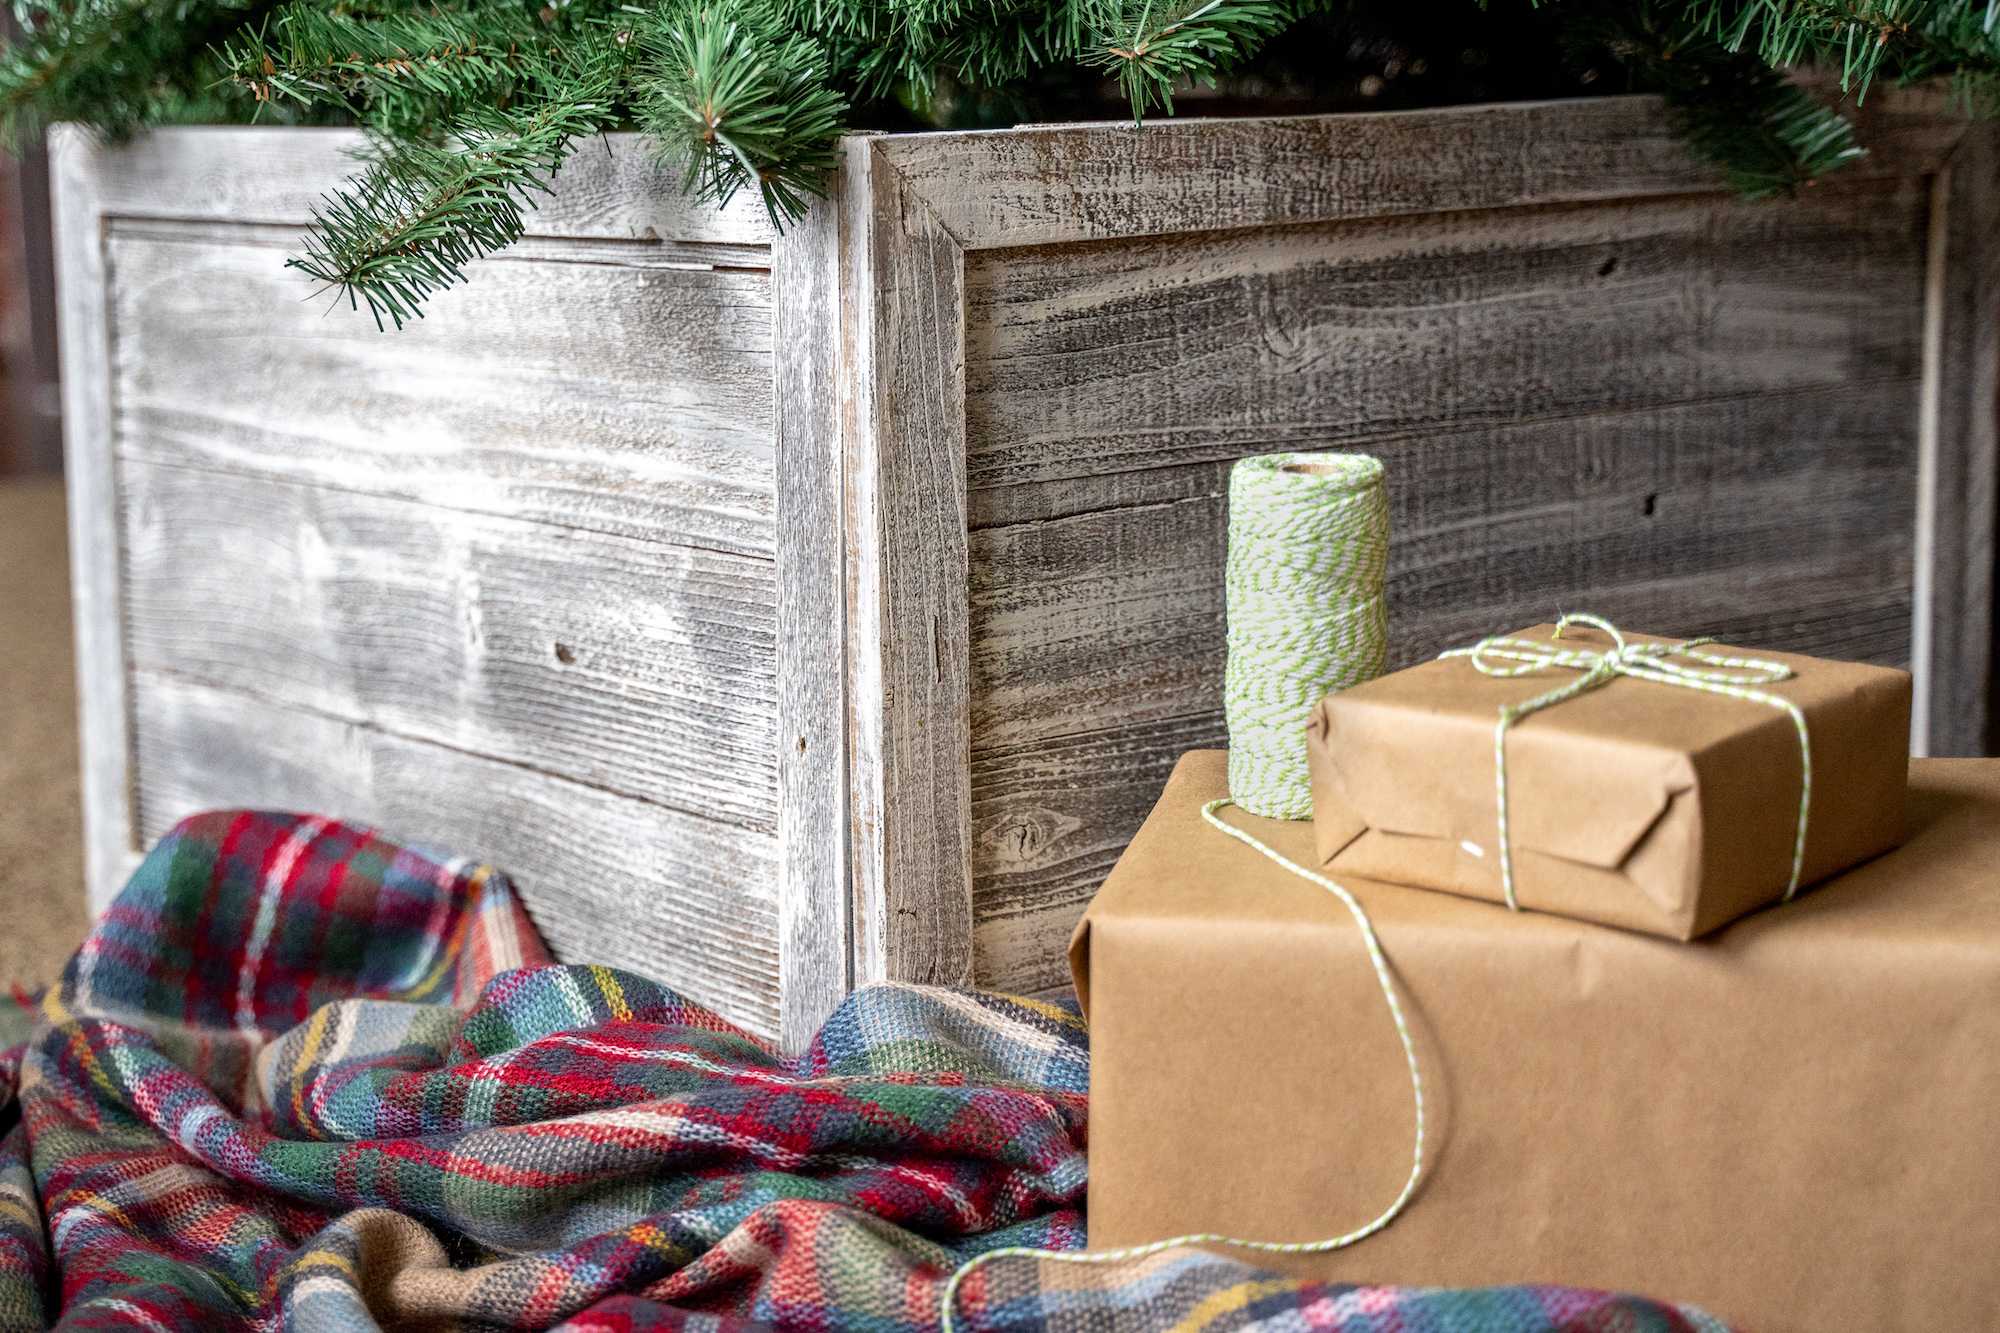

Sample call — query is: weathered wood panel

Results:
[56,101,1996,1039]
[64,143,795,1039]
[52,126,136,904]
[878,97,1960,252]
[961,178,1933,993]
[771,188,853,1049]
[51,125,776,245]
[970,712,1228,990]
[121,460,779,827]
[963,208,1929,750]
[130,674,781,1035]
[107,224,777,553]
[840,141,976,989]
[964,181,1927,505]
[1917,123,2000,756]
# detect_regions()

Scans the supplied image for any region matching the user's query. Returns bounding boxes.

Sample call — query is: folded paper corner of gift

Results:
[1313,691,1689,867]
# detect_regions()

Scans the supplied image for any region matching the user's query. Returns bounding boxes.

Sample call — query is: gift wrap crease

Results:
[1072,750,2000,1333]
[1309,622,1912,938]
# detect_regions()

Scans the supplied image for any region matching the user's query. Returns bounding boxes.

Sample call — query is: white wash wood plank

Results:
[49,125,141,909]
[772,189,852,1050]
[842,142,975,987]
[839,138,888,989]
[107,225,777,553]
[970,711,1227,988]
[130,673,784,1037]
[875,95,1962,252]
[48,125,775,244]
[1914,124,2000,756]
[963,180,1930,503]
[120,460,779,827]
[108,217,773,273]
[967,383,1921,755]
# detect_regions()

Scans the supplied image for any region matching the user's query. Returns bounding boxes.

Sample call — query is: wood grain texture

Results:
[48,125,775,244]
[960,172,1934,993]
[964,181,1928,507]
[56,123,793,1036]
[49,126,143,910]
[130,672,782,1034]
[1917,123,2000,756]
[970,712,1226,989]
[120,460,779,826]
[107,224,777,553]
[877,95,1963,253]
[841,140,975,987]
[772,188,852,1049]
[969,423,1924,992]
[974,529,1923,997]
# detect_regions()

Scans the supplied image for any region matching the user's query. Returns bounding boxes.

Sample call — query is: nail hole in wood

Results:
[1599,256,1619,277]
[553,642,577,665]
[1642,493,1658,517]
[796,736,808,754]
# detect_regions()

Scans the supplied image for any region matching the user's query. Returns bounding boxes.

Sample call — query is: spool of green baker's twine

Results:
[1224,452,1389,818]
[936,456,1412,1332]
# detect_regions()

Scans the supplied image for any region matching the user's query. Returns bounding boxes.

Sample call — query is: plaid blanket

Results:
[0,810,1730,1331]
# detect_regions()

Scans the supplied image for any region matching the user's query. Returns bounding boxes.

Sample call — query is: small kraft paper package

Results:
[1307,620,1911,938]
[1071,750,2000,1332]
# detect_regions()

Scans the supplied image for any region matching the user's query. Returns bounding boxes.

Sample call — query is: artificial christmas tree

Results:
[10,1,2000,323]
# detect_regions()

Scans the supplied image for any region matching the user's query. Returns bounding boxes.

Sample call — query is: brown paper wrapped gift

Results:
[1307,622,1911,938]
[1072,751,2000,1332]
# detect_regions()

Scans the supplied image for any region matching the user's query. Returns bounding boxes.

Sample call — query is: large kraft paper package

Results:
[1071,751,2000,1332]
[1308,623,1911,938]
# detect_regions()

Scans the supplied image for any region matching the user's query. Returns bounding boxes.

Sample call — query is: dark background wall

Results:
[1,130,61,477]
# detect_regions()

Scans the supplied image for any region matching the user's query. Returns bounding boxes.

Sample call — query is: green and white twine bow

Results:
[1440,613,1813,913]
[1224,452,1389,819]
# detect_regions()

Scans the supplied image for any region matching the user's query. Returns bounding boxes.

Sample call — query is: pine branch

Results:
[17,0,1988,331]
[630,1,845,224]
[218,3,547,134]
[1082,0,1296,119]
[781,0,993,94]
[1554,3,1866,195]
[0,0,270,134]
[289,45,619,328]
[930,0,1089,91]
[1682,0,2000,98]
[1668,58,1868,193]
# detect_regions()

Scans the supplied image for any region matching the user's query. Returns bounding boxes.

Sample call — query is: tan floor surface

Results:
[0,475,88,989]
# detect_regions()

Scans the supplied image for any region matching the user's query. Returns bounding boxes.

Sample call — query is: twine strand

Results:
[938,799,1423,1333]
[1224,453,1389,819]
[941,452,1404,1329]
[1440,612,1813,912]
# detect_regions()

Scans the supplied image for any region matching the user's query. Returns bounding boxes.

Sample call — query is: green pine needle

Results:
[289,52,618,328]
[1679,0,2000,99]
[631,2,844,224]
[219,4,547,134]
[16,0,2000,325]
[1083,0,1294,118]
[0,0,271,135]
